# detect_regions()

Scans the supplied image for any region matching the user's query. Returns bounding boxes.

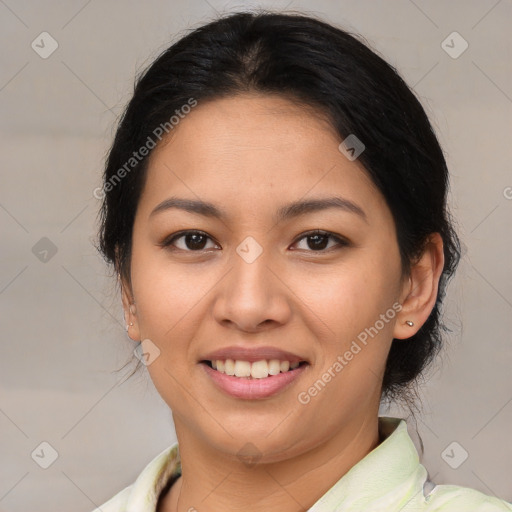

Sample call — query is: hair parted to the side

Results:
[95,9,461,404]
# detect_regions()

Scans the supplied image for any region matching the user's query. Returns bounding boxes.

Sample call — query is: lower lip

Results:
[201,363,307,400]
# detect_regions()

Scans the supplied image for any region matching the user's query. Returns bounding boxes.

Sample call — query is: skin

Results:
[121,93,445,512]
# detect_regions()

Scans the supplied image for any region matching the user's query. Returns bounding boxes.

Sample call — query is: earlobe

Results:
[393,233,445,340]
[123,303,137,330]
[120,273,141,342]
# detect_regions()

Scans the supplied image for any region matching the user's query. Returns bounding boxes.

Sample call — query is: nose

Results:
[212,248,292,333]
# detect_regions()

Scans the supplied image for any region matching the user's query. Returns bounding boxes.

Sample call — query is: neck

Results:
[162,413,381,512]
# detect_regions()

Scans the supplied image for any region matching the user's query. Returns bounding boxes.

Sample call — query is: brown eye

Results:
[292,230,349,252]
[161,230,218,252]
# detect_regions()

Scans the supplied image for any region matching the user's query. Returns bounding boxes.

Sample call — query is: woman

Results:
[94,10,511,512]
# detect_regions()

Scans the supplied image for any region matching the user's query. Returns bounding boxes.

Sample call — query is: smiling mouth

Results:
[201,359,308,379]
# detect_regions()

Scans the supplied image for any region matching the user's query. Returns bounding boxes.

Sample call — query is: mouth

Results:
[198,347,310,399]
[200,359,308,379]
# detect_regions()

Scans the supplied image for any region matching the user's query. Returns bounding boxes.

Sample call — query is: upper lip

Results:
[201,346,307,364]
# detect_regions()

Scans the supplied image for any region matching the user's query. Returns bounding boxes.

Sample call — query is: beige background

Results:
[0,1,511,510]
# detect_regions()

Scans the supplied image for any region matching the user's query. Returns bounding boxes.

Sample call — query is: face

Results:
[123,93,410,463]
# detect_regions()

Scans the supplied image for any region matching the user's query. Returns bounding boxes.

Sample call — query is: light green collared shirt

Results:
[94,417,511,511]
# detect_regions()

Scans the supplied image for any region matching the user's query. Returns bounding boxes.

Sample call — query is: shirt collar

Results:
[308,417,428,510]
[125,417,427,511]
[126,443,181,512]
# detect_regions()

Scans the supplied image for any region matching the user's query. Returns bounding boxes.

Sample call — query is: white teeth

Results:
[224,359,235,376]
[234,360,251,377]
[251,360,269,379]
[210,359,302,377]
[280,361,290,372]
[268,359,281,375]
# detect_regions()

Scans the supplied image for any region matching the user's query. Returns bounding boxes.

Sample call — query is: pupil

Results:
[308,234,328,250]
[187,233,206,250]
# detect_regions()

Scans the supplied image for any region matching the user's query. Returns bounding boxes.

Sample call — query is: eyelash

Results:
[159,229,349,253]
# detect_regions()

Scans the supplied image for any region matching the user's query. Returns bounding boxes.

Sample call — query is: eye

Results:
[160,230,219,252]
[291,230,349,252]
[160,229,349,253]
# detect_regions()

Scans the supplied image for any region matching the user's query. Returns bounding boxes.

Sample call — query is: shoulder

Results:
[90,484,132,512]
[89,442,180,512]
[423,484,512,511]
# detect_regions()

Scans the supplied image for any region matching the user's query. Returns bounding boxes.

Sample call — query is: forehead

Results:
[138,93,385,222]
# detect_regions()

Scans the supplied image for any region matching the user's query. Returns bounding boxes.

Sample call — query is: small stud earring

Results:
[405,320,414,327]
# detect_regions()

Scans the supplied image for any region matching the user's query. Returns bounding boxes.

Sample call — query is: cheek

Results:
[289,257,400,334]
[288,252,402,390]
[130,244,214,336]
[293,269,398,417]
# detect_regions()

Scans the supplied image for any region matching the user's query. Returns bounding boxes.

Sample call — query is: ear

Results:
[393,232,445,340]
[120,273,141,342]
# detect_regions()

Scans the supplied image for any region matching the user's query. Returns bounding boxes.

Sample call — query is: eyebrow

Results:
[149,196,368,224]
